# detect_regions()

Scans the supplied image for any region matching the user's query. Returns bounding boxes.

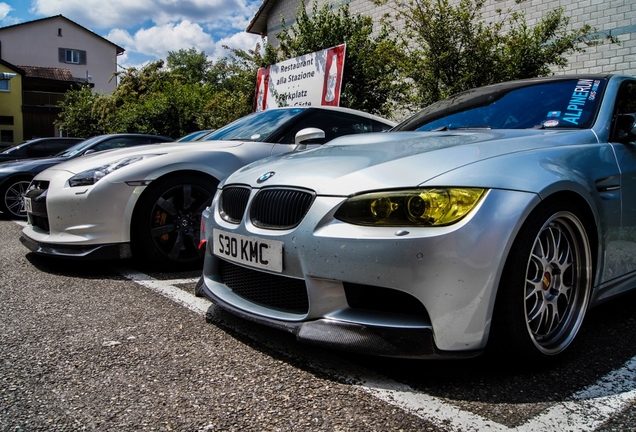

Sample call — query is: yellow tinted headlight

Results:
[334,188,486,226]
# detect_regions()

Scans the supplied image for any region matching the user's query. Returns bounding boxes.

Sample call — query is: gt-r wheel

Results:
[132,174,218,270]
[491,200,592,361]
[0,177,31,219]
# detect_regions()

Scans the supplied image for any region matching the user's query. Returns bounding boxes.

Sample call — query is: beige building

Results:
[248,0,636,76]
[0,15,124,93]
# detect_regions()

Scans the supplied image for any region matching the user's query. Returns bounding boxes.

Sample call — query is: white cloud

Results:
[0,2,12,20]
[212,31,262,58]
[107,20,261,68]
[30,0,258,30]
[30,0,263,68]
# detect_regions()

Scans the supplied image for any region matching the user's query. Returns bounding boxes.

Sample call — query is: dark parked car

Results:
[0,134,173,218]
[0,137,85,162]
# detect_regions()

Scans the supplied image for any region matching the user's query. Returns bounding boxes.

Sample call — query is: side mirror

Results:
[82,149,95,155]
[614,114,636,143]
[295,127,325,149]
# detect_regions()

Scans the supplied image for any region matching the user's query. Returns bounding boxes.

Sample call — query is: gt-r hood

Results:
[44,140,248,174]
[226,129,600,195]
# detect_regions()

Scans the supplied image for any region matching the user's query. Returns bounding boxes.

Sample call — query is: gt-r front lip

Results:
[19,234,133,259]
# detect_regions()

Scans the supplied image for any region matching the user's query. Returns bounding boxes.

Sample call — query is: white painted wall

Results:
[0,16,121,93]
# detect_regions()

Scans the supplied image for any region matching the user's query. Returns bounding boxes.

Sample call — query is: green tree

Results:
[55,84,102,137]
[376,0,617,106]
[167,48,210,83]
[55,45,278,137]
[202,42,271,128]
[275,0,411,117]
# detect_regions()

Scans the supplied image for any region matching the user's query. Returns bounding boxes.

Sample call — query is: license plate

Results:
[213,229,283,272]
[23,197,32,213]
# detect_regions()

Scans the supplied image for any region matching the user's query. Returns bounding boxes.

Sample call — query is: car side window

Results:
[373,120,393,132]
[614,81,636,114]
[611,80,636,143]
[277,111,374,144]
[26,142,49,157]
[47,140,77,155]
[91,137,150,153]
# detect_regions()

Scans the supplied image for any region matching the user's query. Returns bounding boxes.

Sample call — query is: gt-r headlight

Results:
[69,154,160,187]
[334,188,486,226]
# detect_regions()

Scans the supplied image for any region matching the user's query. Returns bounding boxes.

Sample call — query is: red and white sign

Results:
[254,44,346,111]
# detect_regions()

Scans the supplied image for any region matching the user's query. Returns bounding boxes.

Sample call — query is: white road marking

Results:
[123,269,636,432]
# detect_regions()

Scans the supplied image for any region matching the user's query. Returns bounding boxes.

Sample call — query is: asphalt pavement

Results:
[2,217,636,431]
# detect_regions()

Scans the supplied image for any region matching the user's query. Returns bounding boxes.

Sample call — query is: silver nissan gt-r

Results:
[20,107,394,270]
[197,75,636,361]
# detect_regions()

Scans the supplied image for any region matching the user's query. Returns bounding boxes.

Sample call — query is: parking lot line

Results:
[124,269,636,432]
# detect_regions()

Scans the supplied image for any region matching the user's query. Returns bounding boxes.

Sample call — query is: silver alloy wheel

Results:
[3,179,30,218]
[524,211,592,355]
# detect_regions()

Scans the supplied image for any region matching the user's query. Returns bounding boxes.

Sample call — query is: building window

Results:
[0,116,13,125]
[58,48,87,65]
[66,49,80,64]
[58,28,62,36]
[0,130,13,143]
[0,80,8,91]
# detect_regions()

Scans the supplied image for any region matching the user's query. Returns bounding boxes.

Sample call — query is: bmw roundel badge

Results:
[257,171,275,183]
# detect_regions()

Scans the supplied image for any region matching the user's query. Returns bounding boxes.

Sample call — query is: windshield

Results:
[1,143,26,154]
[56,136,101,157]
[202,108,306,142]
[394,78,606,132]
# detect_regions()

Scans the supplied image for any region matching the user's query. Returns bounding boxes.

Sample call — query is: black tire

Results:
[131,174,218,270]
[490,200,593,361]
[0,177,31,219]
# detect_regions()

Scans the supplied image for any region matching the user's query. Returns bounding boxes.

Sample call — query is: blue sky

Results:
[0,0,263,68]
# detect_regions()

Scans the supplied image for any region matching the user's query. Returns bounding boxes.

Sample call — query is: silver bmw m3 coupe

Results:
[198,75,636,361]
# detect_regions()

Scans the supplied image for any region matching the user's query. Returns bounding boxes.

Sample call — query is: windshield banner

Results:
[254,44,346,111]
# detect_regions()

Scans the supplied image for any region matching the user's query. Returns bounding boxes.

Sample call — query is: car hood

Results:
[46,140,249,174]
[225,129,599,195]
[0,156,68,172]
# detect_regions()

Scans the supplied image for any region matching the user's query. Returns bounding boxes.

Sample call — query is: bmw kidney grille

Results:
[220,186,315,229]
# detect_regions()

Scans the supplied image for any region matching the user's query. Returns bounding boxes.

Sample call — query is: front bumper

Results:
[21,169,144,253]
[200,188,538,357]
[197,277,478,359]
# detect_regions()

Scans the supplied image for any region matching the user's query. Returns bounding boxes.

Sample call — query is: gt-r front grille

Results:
[25,181,50,233]
[30,214,50,233]
[29,180,49,192]
[219,186,315,229]
[219,186,251,224]
[219,260,309,315]
[250,188,315,229]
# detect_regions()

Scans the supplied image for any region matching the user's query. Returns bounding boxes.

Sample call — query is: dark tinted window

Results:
[373,120,393,132]
[277,111,377,144]
[46,139,81,155]
[25,142,50,157]
[394,78,606,131]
